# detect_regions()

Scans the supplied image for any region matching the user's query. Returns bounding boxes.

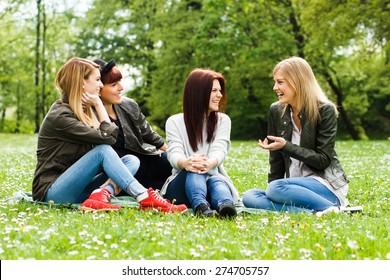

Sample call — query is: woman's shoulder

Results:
[167,113,184,121]
[319,101,337,116]
[166,113,184,131]
[217,112,231,122]
[166,113,184,125]
[49,99,73,117]
[269,101,284,110]
[115,97,142,118]
[119,96,139,107]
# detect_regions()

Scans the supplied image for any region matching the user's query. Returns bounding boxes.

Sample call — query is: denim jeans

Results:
[164,170,233,211]
[242,177,340,213]
[44,144,146,204]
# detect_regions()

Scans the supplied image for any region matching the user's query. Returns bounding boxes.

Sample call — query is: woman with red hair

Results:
[161,69,239,218]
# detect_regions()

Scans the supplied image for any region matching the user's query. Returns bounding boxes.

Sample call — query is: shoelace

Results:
[101,189,112,203]
[151,190,169,205]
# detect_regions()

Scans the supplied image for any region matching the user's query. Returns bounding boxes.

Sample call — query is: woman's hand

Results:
[258,135,287,151]
[181,154,216,174]
[82,92,102,108]
[82,92,111,123]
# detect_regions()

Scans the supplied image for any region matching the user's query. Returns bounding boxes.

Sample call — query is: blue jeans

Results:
[44,145,146,204]
[242,177,340,213]
[164,170,233,211]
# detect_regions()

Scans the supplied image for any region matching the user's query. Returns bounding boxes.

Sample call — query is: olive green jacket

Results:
[267,102,349,204]
[32,98,118,201]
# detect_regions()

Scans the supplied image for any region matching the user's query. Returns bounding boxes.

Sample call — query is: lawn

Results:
[0,133,389,260]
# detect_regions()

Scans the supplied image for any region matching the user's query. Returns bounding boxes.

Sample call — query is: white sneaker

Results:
[340,206,363,213]
[315,206,340,217]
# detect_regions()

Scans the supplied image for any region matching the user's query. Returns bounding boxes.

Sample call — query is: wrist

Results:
[94,99,103,107]
[208,157,218,169]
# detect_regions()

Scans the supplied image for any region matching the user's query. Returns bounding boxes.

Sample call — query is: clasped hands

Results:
[183,153,213,174]
[258,135,287,151]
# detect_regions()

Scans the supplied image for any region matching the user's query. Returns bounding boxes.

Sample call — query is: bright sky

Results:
[1,0,93,18]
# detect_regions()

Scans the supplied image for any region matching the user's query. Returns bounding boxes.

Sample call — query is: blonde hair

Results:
[55,57,100,128]
[273,56,337,124]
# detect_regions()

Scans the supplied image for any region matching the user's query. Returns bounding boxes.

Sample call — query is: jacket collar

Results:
[61,94,70,104]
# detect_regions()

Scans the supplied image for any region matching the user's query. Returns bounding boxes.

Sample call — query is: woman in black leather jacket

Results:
[94,58,172,191]
[242,57,349,215]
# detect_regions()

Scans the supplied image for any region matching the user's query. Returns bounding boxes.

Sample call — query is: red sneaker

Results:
[139,188,188,213]
[79,188,121,212]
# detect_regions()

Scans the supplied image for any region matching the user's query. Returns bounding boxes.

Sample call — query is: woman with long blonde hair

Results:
[243,56,350,216]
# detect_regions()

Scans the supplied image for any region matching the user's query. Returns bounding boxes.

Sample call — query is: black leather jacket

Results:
[267,102,349,190]
[113,97,165,155]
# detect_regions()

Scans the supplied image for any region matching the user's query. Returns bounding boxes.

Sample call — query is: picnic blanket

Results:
[4,191,268,215]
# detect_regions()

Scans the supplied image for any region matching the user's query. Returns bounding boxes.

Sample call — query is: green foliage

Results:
[0,134,390,260]
[297,0,390,139]
[0,0,87,133]
[1,0,389,139]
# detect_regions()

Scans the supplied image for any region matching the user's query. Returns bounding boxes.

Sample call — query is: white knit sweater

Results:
[160,112,239,203]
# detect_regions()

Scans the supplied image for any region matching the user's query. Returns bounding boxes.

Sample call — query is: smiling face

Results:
[83,68,103,96]
[273,70,296,108]
[100,80,124,105]
[208,79,222,115]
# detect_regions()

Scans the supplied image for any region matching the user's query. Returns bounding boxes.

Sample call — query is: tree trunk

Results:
[0,108,5,131]
[14,82,21,133]
[321,66,361,140]
[288,9,305,58]
[41,3,47,116]
[284,0,361,140]
[34,0,42,133]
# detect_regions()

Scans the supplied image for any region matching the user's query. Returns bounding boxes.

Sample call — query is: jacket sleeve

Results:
[49,107,118,145]
[139,113,165,148]
[282,103,337,171]
[129,101,165,149]
[267,103,286,182]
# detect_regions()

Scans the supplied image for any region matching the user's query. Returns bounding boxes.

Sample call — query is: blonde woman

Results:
[243,57,349,215]
[32,57,187,213]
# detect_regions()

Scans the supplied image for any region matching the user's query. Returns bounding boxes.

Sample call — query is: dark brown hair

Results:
[183,69,227,152]
[101,66,123,85]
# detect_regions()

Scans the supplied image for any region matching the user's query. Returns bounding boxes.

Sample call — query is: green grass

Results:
[0,133,389,260]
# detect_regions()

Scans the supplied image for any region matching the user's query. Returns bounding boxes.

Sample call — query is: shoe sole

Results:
[139,206,188,214]
[341,206,363,213]
[219,206,237,218]
[196,211,218,218]
[78,205,121,212]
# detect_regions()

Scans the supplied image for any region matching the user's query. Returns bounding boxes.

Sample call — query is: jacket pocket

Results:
[323,164,349,190]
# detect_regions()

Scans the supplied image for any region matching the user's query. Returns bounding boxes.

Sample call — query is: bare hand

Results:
[258,135,287,151]
[184,153,211,174]
[82,92,102,108]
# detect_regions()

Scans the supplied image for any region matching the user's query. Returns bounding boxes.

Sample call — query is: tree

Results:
[298,0,390,139]
[0,0,89,133]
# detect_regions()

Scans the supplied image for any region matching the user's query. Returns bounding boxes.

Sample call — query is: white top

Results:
[161,113,239,203]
